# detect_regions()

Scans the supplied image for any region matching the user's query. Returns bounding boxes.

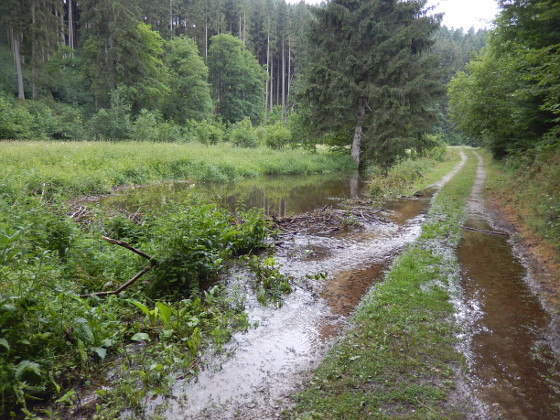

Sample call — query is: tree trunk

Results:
[351,97,366,165]
[270,57,274,109]
[287,36,291,100]
[265,29,270,118]
[170,0,173,37]
[10,29,25,100]
[205,0,209,57]
[68,0,74,49]
[281,38,286,119]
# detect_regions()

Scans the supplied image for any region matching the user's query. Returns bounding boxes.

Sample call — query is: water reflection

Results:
[101,173,368,216]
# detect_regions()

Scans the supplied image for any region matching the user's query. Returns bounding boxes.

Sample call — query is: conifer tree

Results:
[298,0,442,170]
[207,33,266,123]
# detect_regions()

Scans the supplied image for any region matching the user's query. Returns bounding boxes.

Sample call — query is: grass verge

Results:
[0,141,354,199]
[367,147,463,201]
[481,146,560,310]
[289,149,478,419]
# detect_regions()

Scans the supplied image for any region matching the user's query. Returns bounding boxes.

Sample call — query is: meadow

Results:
[0,140,353,417]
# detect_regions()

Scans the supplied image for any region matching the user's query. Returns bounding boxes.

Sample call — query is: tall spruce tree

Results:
[298,0,442,170]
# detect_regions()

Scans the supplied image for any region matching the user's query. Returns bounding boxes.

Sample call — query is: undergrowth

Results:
[0,142,297,419]
[368,146,461,200]
[483,145,560,253]
[290,149,478,418]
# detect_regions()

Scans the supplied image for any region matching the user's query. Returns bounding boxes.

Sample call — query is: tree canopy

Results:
[297,0,443,170]
[208,34,267,124]
[448,0,560,157]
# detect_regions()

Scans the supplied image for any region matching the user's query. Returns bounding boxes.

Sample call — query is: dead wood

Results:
[80,237,158,298]
[461,226,509,236]
[101,236,156,263]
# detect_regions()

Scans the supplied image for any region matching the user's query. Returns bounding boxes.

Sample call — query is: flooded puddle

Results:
[146,184,437,418]
[458,219,560,419]
[101,173,367,217]
[457,151,559,419]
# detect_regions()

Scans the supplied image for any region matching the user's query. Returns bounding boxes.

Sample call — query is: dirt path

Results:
[456,151,560,419]
[146,154,468,419]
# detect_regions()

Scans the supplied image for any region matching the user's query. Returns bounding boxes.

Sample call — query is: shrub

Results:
[192,119,225,145]
[0,95,34,139]
[228,118,258,148]
[263,122,292,150]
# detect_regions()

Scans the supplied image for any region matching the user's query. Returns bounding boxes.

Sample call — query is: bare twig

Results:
[101,236,156,263]
[461,226,509,236]
[80,263,155,298]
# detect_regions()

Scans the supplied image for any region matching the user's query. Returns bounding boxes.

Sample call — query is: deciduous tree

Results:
[207,33,266,123]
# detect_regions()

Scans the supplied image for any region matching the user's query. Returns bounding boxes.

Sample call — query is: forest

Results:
[1,0,559,418]
[0,0,489,167]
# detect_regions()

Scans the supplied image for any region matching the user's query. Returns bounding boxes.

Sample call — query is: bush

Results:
[143,201,269,298]
[0,95,34,139]
[191,119,225,145]
[25,100,86,140]
[89,91,133,140]
[228,118,258,148]
[263,122,292,150]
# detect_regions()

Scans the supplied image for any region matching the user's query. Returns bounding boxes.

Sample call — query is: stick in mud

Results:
[461,226,509,236]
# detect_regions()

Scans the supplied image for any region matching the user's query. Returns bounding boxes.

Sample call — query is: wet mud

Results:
[457,152,560,419]
[148,191,438,419]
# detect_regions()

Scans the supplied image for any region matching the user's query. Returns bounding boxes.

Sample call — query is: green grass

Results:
[482,146,560,252]
[289,149,479,419]
[368,147,463,201]
[0,141,354,199]
[0,140,354,417]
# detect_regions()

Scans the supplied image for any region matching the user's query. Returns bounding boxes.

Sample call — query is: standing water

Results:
[457,152,559,419]
[135,176,445,418]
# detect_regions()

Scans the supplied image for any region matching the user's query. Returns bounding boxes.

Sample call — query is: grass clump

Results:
[290,149,479,419]
[368,146,461,200]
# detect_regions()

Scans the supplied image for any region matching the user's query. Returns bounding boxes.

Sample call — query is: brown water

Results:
[458,218,560,419]
[145,182,439,419]
[101,173,367,217]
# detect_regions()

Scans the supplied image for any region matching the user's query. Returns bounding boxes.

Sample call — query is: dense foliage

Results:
[0,141,354,416]
[448,0,559,157]
[296,0,443,170]
[0,0,313,137]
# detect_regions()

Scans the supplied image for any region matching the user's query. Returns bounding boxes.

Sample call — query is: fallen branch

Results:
[80,263,155,298]
[80,237,158,298]
[461,226,509,236]
[102,236,156,263]
[414,170,425,178]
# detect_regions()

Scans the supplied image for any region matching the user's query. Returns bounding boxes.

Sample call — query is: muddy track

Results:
[456,151,560,419]
[146,154,468,419]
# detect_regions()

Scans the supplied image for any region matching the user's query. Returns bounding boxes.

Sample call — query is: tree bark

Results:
[351,97,366,165]
[68,0,74,49]
[10,29,25,100]
[281,38,286,119]
[265,29,270,117]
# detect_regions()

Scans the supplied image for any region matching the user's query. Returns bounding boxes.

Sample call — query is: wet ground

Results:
[456,153,560,419]
[143,156,468,419]
[95,153,559,419]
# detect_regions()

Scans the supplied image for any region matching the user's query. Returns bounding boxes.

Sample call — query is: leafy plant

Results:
[245,256,292,306]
